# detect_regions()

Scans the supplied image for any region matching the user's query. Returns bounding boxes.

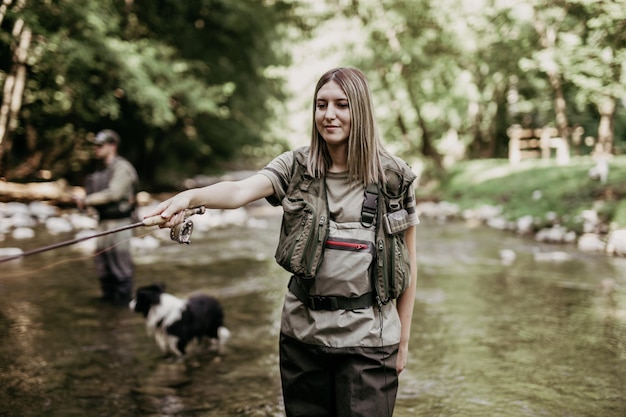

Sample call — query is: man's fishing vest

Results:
[275,147,417,308]
[85,156,138,220]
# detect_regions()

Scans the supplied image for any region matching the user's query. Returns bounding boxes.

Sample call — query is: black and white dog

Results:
[129,283,230,357]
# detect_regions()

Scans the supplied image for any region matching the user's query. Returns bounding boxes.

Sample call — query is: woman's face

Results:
[315,80,351,147]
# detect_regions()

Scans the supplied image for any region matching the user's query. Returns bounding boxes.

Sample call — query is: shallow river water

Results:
[0,212,625,417]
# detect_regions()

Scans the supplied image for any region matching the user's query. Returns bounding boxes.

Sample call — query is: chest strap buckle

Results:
[361,184,378,227]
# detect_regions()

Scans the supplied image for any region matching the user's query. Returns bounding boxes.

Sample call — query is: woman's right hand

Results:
[143,193,192,228]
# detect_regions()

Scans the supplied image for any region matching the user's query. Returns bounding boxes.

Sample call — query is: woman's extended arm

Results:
[144,173,275,227]
[395,224,417,374]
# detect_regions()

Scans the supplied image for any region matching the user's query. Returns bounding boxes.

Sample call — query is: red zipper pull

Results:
[326,240,368,250]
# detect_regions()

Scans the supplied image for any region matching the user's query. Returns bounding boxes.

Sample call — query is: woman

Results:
[146,67,418,417]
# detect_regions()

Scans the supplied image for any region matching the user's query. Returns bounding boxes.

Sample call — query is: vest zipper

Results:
[326,240,369,250]
[318,216,326,242]
[303,214,327,278]
[377,237,389,300]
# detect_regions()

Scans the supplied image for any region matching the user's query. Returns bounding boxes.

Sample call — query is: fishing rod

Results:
[0,206,206,264]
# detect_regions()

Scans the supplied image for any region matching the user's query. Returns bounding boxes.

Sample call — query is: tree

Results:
[0,0,301,188]
[333,0,625,170]
[0,0,30,176]
[561,0,626,154]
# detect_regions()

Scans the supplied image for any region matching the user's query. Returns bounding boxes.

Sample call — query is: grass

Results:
[420,155,626,231]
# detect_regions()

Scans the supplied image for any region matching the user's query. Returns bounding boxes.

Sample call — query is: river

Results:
[0,212,624,416]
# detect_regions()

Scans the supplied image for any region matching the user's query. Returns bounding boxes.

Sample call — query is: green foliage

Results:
[325,0,626,176]
[1,0,625,193]
[1,0,299,188]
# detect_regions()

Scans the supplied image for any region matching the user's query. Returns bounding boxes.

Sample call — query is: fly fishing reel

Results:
[168,206,206,244]
[170,219,195,244]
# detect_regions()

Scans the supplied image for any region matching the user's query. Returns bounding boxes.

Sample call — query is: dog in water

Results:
[129,283,230,357]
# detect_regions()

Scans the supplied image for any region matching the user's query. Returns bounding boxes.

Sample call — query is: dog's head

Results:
[129,283,166,317]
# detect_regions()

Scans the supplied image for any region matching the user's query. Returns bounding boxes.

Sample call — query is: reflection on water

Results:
[402,224,626,417]
[0,216,625,416]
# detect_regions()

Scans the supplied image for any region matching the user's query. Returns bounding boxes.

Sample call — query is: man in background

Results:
[75,129,139,305]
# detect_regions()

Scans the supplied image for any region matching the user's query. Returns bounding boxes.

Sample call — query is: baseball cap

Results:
[91,129,120,145]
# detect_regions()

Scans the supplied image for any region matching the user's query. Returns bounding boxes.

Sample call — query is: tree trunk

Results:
[414,103,442,167]
[0,0,12,26]
[0,15,31,176]
[0,180,83,205]
[546,70,571,162]
[467,100,484,158]
[596,97,615,154]
[533,12,571,164]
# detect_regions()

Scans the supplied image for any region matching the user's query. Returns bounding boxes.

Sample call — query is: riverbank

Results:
[1,155,625,259]
[416,155,626,256]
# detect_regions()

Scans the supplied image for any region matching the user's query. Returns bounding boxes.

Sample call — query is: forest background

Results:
[1,0,625,201]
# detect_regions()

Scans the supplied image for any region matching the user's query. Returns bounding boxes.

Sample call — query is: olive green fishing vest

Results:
[275,147,416,307]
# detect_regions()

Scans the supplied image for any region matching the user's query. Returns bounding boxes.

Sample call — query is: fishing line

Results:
[0,206,206,276]
[0,226,159,279]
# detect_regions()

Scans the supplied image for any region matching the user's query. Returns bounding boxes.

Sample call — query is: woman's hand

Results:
[396,343,408,374]
[143,193,192,228]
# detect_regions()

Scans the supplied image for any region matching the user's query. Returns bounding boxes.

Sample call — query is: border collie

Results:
[129,283,230,357]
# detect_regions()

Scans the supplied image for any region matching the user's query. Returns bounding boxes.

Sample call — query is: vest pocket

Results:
[374,234,411,304]
[275,198,326,278]
[391,234,411,299]
[314,235,375,297]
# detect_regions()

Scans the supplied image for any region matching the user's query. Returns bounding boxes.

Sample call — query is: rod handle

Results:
[142,206,206,227]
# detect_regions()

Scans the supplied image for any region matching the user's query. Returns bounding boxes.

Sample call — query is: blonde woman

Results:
[146,67,418,417]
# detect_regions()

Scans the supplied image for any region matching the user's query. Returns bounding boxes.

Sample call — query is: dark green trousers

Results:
[279,333,398,417]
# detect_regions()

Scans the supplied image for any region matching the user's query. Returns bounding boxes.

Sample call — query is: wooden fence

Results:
[507,125,570,165]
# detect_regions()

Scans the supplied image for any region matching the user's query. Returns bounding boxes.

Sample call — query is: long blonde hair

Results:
[308,67,388,186]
